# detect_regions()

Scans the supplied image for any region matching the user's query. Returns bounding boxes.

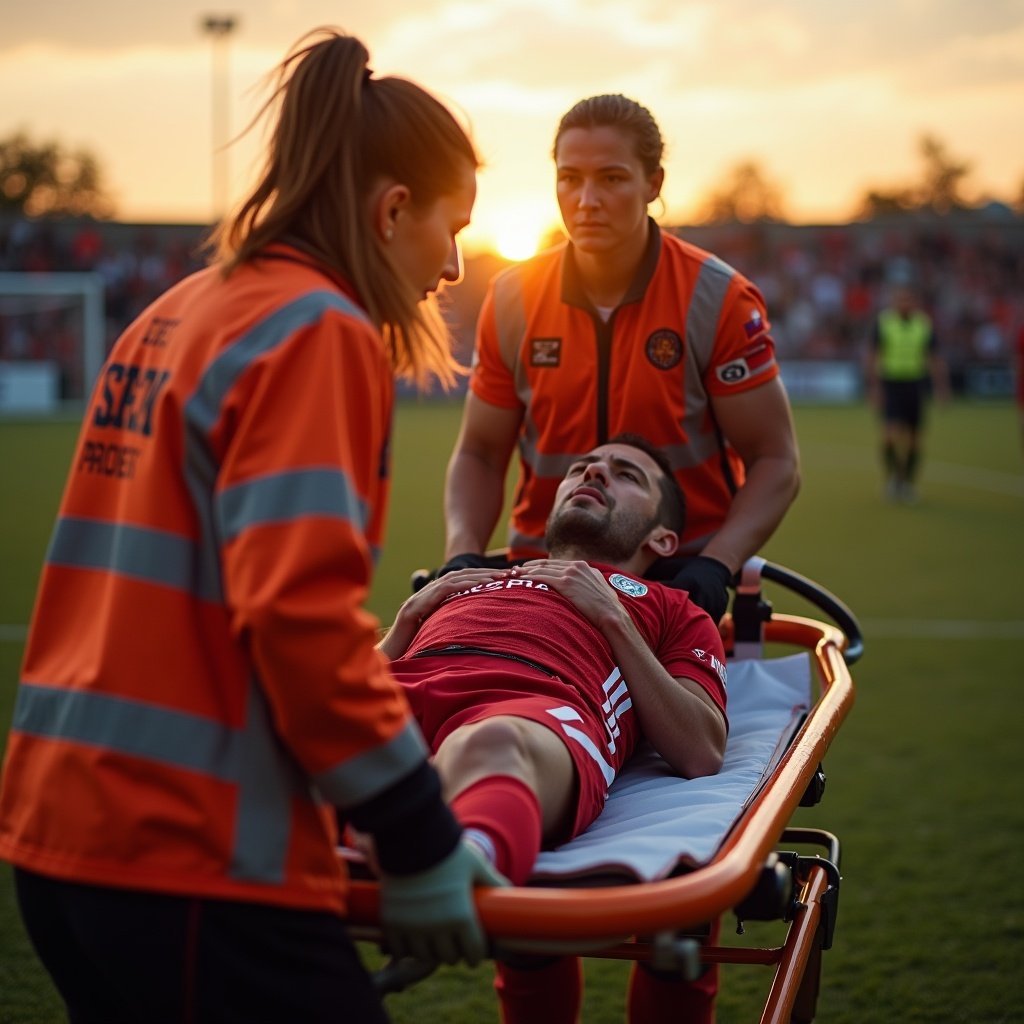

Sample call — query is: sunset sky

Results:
[3,1,1024,257]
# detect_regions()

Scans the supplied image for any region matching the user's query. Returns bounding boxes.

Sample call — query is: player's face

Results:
[554,126,663,257]
[546,443,665,560]
[390,161,476,299]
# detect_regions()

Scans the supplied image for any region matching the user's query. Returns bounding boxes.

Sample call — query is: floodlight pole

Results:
[201,14,238,222]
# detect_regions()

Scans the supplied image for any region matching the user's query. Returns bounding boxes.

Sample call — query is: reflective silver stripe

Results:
[314,720,428,806]
[12,679,304,883]
[496,261,555,543]
[681,257,734,463]
[491,269,528,383]
[186,291,371,439]
[217,467,369,542]
[14,681,246,777]
[231,681,310,883]
[183,290,373,605]
[13,676,423,885]
[46,517,220,603]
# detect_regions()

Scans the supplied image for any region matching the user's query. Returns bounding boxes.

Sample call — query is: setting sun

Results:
[470,200,561,261]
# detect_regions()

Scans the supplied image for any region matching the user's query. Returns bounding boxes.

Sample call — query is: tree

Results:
[916,134,972,213]
[692,159,787,225]
[0,131,115,218]
[853,186,918,220]
[854,132,975,219]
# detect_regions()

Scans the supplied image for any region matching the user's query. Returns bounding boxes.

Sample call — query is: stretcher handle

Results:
[758,561,863,665]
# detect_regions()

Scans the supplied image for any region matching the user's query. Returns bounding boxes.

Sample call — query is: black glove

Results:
[667,556,733,623]
[412,552,509,592]
[436,552,498,577]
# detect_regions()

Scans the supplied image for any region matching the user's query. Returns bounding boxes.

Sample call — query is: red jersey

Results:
[471,222,779,557]
[403,564,727,779]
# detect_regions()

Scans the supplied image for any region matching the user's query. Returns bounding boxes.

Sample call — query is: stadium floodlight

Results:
[200,14,239,221]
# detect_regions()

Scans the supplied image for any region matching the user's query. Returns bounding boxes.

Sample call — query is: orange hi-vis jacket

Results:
[471,222,780,558]
[0,246,457,913]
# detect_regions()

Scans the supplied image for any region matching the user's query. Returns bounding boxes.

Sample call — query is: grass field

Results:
[1,399,1023,1023]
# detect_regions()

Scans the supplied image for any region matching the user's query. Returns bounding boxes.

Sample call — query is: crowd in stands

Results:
[2,212,1022,401]
[675,217,1023,394]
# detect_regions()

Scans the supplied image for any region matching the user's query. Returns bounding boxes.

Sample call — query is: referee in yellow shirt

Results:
[867,280,950,502]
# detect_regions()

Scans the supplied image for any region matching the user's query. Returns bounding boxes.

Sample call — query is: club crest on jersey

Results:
[609,573,648,598]
[645,329,683,370]
[530,338,561,367]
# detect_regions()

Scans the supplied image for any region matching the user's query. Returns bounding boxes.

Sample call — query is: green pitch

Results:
[1,399,1022,1022]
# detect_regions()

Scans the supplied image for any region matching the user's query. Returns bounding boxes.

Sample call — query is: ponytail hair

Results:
[209,27,479,389]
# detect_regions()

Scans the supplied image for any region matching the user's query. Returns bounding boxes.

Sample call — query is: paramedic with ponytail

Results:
[0,27,504,1023]
[442,93,800,1023]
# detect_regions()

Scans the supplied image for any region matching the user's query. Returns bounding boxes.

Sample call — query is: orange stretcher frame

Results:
[345,563,858,1024]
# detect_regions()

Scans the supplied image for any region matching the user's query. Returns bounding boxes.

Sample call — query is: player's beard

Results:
[545,500,659,564]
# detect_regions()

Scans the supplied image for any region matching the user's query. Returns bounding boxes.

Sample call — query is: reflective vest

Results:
[471,223,780,557]
[876,309,933,380]
[0,247,434,913]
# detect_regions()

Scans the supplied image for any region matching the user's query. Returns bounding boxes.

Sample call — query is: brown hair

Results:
[208,27,479,389]
[553,94,664,177]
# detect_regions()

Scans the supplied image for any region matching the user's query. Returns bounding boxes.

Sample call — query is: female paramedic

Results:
[0,27,505,1024]
[441,93,801,1024]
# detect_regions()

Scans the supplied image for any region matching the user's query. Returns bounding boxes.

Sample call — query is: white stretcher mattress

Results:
[529,653,813,884]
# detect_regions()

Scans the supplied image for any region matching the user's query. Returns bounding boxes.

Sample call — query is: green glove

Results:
[379,839,509,966]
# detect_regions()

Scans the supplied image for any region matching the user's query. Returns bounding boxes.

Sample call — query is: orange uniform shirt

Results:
[0,247,450,913]
[471,223,779,557]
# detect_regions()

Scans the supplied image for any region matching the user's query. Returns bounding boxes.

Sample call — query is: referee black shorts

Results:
[881,378,926,430]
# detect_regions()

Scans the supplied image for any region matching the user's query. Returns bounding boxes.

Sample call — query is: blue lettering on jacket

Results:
[93,363,171,437]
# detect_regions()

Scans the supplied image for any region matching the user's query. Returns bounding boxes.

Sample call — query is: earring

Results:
[385,228,393,242]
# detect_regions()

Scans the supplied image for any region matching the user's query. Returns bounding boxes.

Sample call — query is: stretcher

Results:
[344,557,861,1024]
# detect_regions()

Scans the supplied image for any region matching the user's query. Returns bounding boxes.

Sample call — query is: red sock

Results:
[627,919,721,1024]
[495,956,582,1024]
[451,778,576,1022]
[449,775,543,886]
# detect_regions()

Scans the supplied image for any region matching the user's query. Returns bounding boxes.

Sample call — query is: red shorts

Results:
[390,653,619,839]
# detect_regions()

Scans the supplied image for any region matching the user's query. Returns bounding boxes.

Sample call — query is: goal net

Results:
[0,272,105,415]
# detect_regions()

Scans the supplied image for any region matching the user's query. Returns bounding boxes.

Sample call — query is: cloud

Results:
[3,0,1022,232]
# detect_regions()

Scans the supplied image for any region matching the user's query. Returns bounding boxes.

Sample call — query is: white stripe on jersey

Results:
[599,666,633,755]
[546,705,584,723]
[547,718,616,787]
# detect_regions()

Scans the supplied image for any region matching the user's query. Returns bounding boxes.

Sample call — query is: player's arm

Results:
[443,391,521,559]
[515,561,726,778]
[600,608,726,779]
[378,567,510,659]
[698,377,801,575]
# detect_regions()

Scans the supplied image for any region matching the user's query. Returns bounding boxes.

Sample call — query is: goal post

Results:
[0,271,105,414]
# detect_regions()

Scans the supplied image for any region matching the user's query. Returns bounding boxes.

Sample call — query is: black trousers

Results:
[15,868,389,1024]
